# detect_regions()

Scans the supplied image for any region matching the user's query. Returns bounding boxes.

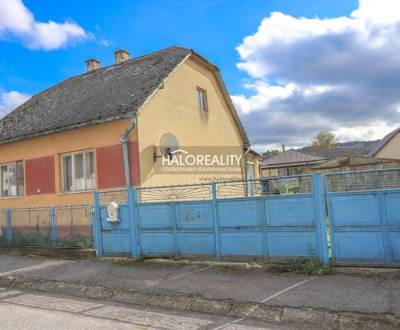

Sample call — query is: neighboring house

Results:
[0,46,250,208]
[260,149,326,177]
[246,149,262,180]
[301,146,366,158]
[310,156,400,173]
[368,128,400,160]
[260,147,399,177]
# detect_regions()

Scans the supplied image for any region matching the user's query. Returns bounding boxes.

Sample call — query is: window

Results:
[197,87,208,112]
[61,151,95,192]
[0,161,24,197]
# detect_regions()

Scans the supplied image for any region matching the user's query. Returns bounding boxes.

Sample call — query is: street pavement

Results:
[0,254,399,329]
[0,287,299,329]
[0,254,398,316]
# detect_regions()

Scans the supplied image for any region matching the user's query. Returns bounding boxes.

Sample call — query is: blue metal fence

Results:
[94,174,329,265]
[325,169,400,267]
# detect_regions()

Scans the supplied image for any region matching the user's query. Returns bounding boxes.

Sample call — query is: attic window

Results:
[197,87,208,112]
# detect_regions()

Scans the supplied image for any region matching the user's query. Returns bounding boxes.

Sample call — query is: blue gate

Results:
[325,169,400,267]
[93,189,138,257]
[93,174,329,264]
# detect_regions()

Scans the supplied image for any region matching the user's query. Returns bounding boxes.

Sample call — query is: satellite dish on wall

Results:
[155,133,180,161]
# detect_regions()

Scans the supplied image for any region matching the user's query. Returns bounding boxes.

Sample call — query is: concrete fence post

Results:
[211,182,221,260]
[312,174,329,266]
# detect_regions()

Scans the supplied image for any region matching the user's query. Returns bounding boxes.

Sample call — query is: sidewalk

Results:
[0,254,399,329]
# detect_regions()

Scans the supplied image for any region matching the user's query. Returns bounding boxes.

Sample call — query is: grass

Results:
[5,232,92,249]
[294,259,335,275]
[0,235,8,245]
[57,235,93,248]
[12,232,52,246]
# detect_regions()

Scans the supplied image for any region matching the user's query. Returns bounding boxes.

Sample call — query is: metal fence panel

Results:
[102,175,328,263]
[96,189,132,256]
[326,168,400,192]
[56,206,93,248]
[11,208,52,246]
[0,205,93,248]
[216,175,312,199]
[137,183,212,203]
[326,169,400,266]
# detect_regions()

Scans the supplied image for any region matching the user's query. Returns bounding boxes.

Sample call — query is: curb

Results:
[0,275,399,329]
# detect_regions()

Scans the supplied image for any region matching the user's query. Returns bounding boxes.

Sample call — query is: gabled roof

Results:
[368,128,400,157]
[311,147,365,158]
[300,146,366,158]
[261,149,326,168]
[0,46,248,145]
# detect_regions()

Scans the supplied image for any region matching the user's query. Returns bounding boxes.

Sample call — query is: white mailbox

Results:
[107,201,120,223]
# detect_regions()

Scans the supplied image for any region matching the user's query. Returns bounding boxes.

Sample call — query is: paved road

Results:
[1,254,399,316]
[0,287,301,330]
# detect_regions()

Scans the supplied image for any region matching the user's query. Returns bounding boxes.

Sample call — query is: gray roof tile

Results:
[261,149,326,167]
[0,46,192,144]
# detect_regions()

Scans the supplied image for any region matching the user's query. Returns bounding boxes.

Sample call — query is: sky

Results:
[1,0,399,151]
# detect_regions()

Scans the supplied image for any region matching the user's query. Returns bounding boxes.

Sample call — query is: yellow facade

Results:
[0,119,137,208]
[375,133,400,160]
[137,57,247,186]
[0,54,250,208]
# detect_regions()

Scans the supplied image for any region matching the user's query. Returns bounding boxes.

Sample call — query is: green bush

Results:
[294,259,335,275]
[12,231,52,246]
[57,235,93,248]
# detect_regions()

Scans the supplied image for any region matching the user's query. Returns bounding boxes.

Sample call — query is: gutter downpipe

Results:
[243,143,251,197]
[120,113,137,187]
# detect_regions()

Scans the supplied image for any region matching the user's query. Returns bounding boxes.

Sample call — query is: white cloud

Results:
[0,90,30,118]
[0,0,88,50]
[233,0,400,149]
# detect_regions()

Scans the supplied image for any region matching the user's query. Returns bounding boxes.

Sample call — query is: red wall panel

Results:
[129,141,140,186]
[25,156,55,195]
[96,142,141,189]
[96,144,125,189]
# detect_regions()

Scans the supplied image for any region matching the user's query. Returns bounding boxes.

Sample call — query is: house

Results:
[260,149,326,177]
[309,155,400,173]
[368,128,400,160]
[0,46,253,208]
[246,149,262,180]
[260,147,400,177]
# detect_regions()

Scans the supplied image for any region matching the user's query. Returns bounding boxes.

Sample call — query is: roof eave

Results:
[0,112,135,146]
[261,159,326,169]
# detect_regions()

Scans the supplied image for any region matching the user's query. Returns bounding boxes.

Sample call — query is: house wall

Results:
[137,57,246,186]
[0,119,139,208]
[246,153,261,179]
[375,133,400,160]
[0,56,249,208]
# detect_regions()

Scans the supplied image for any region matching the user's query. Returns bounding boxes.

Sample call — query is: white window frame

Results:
[197,87,208,112]
[61,150,95,193]
[0,161,24,198]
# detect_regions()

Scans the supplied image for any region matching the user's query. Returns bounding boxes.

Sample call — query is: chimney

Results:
[85,58,100,72]
[282,144,286,152]
[114,49,130,64]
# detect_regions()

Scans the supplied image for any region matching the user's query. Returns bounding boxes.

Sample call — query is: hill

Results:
[298,140,379,158]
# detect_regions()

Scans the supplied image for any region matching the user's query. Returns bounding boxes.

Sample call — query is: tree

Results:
[312,131,337,151]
